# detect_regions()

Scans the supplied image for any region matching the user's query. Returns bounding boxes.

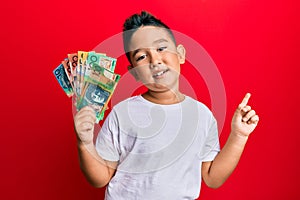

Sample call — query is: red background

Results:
[2,0,299,199]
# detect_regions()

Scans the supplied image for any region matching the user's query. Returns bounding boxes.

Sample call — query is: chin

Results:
[146,83,176,93]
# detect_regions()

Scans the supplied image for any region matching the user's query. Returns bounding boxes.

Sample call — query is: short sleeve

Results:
[199,115,220,162]
[95,109,120,162]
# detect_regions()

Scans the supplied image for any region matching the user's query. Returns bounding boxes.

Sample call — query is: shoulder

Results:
[108,95,147,120]
[101,97,140,129]
[183,96,216,128]
[111,95,144,111]
[184,96,213,116]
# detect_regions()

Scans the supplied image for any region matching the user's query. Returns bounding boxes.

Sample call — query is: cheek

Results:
[164,52,179,62]
[165,55,181,72]
[135,66,152,79]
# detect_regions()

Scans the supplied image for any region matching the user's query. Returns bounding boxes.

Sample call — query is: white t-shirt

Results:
[96,95,220,200]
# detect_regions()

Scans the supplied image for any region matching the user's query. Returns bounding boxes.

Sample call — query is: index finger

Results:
[80,106,95,113]
[76,106,96,118]
[238,93,251,109]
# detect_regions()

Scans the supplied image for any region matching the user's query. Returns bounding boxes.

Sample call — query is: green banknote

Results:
[87,52,116,72]
[78,82,110,122]
[78,63,120,122]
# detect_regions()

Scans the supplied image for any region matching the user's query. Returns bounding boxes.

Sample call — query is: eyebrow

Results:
[152,38,169,44]
[131,38,169,58]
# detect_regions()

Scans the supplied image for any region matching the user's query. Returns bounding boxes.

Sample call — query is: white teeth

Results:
[157,71,164,76]
[153,70,167,77]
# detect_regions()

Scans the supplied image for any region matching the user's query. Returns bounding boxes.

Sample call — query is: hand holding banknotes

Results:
[74,106,96,145]
[53,51,120,123]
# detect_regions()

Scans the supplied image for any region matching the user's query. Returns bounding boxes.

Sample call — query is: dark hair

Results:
[122,11,176,63]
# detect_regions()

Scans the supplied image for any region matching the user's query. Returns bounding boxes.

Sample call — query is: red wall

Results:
[2,0,299,199]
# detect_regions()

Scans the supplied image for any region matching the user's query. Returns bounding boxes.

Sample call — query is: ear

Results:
[127,65,140,81]
[176,44,186,64]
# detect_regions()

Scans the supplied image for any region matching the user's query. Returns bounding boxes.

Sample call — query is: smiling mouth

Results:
[153,69,169,78]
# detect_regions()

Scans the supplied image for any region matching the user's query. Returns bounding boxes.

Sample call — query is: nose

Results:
[149,49,162,68]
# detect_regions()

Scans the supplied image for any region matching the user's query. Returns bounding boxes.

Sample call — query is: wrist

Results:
[77,140,94,150]
[230,131,249,143]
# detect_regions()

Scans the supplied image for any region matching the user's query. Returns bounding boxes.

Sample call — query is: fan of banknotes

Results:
[53,51,121,122]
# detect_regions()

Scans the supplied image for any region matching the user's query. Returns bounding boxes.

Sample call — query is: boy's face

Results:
[127,26,185,92]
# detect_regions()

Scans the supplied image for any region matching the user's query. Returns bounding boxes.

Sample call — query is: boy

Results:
[74,11,259,199]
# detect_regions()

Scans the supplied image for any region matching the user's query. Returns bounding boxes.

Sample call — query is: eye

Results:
[136,54,147,62]
[157,46,167,52]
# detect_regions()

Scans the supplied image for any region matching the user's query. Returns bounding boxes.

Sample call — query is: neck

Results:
[142,89,185,105]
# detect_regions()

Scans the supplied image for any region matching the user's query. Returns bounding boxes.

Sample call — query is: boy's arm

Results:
[74,106,117,188]
[202,93,259,188]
